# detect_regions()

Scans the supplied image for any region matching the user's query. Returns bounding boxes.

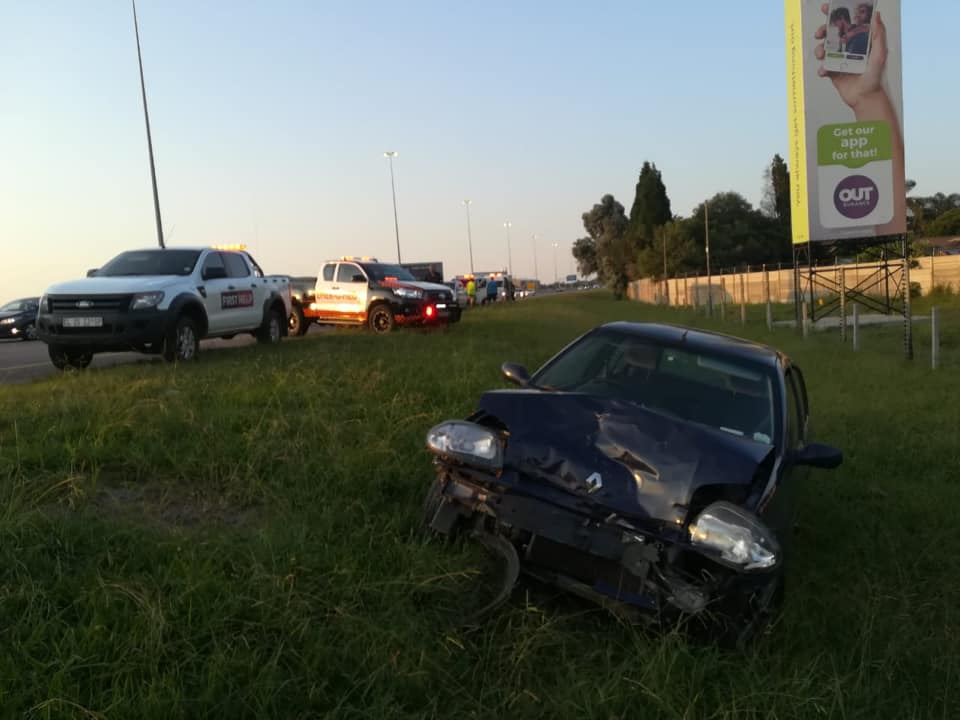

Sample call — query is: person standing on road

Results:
[486,279,498,305]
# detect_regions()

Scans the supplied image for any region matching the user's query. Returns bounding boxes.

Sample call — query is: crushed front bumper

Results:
[427,470,769,623]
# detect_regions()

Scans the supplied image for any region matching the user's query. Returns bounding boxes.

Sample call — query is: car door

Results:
[764,366,808,541]
[313,262,338,320]
[334,262,368,321]
[221,251,260,330]
[198,251,234,334]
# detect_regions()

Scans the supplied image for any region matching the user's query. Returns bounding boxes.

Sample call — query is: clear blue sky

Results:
[2,1,956,300]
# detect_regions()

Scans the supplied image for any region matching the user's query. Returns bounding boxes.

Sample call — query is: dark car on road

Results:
[0,297,40,341]
[422,322,842,647]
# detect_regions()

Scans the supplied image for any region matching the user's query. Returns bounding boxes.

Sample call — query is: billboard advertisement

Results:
[785,0,905,244]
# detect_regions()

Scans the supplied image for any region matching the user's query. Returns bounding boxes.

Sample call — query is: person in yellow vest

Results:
[466,278,476,306]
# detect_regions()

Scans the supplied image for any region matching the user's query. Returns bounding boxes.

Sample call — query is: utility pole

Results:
[132,0,164,248]
[503,221,513,276]
[552,242,559,284]
[662,227,669,305]
[705,199,712,316]
[532,234,539,283]
[463,200,475,274]
[384,151,401,263]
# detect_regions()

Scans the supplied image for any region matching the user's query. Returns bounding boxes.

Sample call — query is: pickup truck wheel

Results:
[48,345,93,370]
[289,305,308,336]
[368,304,395,334]
[257,308,284,345]
[163,315,200,362]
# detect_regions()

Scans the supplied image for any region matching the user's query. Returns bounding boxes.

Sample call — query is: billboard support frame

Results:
[792,234,913,359]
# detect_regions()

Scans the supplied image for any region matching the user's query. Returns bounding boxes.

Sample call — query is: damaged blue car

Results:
[422,322,842,647]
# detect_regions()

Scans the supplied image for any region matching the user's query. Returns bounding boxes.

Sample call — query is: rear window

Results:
[223,253,250,278]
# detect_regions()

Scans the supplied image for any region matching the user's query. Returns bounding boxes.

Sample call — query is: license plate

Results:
[63,316,103,328]
[436,303,447,309]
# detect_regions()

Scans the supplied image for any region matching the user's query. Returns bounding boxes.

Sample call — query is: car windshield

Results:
[96,250,202,277]
[361,263,417,282]
[532,330,779,446]
[1,299,37,312]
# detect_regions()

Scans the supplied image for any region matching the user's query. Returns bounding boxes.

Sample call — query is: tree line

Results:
[573,157,959,299]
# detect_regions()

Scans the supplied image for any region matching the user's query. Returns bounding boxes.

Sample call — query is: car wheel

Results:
[48,344,93,370]
[717,573,785,651]
[289,305,309,336]
[22,323,37,341]
[163,315,200,362]
[257,307,284,345]
[368,304,395,334]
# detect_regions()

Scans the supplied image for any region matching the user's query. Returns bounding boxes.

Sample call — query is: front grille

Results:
[426,290,452,303]
[50,295,132,313]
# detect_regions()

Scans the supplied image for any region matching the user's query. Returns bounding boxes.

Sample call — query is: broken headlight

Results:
[426,421,503,471]
[688,502,780,572]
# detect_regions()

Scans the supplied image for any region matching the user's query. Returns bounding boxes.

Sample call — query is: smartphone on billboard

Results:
[823,0,877,74]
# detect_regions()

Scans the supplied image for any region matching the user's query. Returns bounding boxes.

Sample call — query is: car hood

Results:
[0,311,30,320]
[477,389,775,526]
[386,280,452,294]
[44,276,183,295]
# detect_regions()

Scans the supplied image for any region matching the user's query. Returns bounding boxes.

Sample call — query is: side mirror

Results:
[86,268,99,277]
[794,443,843,469]
[203,266,228,281]
[501,362,531,387]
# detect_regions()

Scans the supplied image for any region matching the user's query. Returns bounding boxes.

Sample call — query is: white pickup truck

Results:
[35,245,292,369]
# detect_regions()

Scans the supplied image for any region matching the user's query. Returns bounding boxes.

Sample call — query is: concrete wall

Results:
[628,254,960,306]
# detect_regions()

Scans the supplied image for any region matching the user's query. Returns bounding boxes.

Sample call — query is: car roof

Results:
[597,322,787,369]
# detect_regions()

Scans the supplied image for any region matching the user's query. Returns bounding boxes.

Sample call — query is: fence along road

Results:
[628,253,960,306]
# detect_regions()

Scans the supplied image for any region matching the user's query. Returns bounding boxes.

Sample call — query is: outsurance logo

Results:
[834,175,879,219]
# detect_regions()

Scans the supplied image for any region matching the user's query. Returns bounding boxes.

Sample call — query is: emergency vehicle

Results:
[456,271,514,304]
[303,257,461,333]
[35,244,292,369]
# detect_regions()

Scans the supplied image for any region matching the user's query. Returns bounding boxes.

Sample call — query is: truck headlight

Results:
[688,502,779,571]
[393,287,423,300]
[426,421,503,470]
[130,292,165,310]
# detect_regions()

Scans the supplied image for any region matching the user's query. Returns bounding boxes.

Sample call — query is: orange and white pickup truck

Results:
[303,257,461,333]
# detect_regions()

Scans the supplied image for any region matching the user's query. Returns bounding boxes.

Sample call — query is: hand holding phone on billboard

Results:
[815,4,887,109]
[819,1,877,74]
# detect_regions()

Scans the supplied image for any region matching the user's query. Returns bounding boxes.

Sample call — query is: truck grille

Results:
[49,295,132,313]
[426,290,452,303]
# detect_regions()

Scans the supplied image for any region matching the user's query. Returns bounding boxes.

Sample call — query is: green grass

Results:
[1,293,959,719]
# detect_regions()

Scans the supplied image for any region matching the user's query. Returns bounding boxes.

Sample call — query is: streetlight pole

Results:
[532,234,539,283]
[705,199,713,316]
[132,0,164,249]
[503,221,513,276]
[463,200,475,275]
[552,242,559,285]
[384,151,401,263]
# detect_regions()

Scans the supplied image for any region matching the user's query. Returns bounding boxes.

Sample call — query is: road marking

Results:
[0,361,51,372]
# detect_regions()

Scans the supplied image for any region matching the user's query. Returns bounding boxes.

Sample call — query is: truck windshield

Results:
[96,250,202,277]
[361,263,417,282]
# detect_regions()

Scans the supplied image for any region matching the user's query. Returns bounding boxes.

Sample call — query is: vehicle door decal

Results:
[221,290,255,309]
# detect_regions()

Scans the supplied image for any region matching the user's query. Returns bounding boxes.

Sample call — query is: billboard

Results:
[785,0,905,244]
